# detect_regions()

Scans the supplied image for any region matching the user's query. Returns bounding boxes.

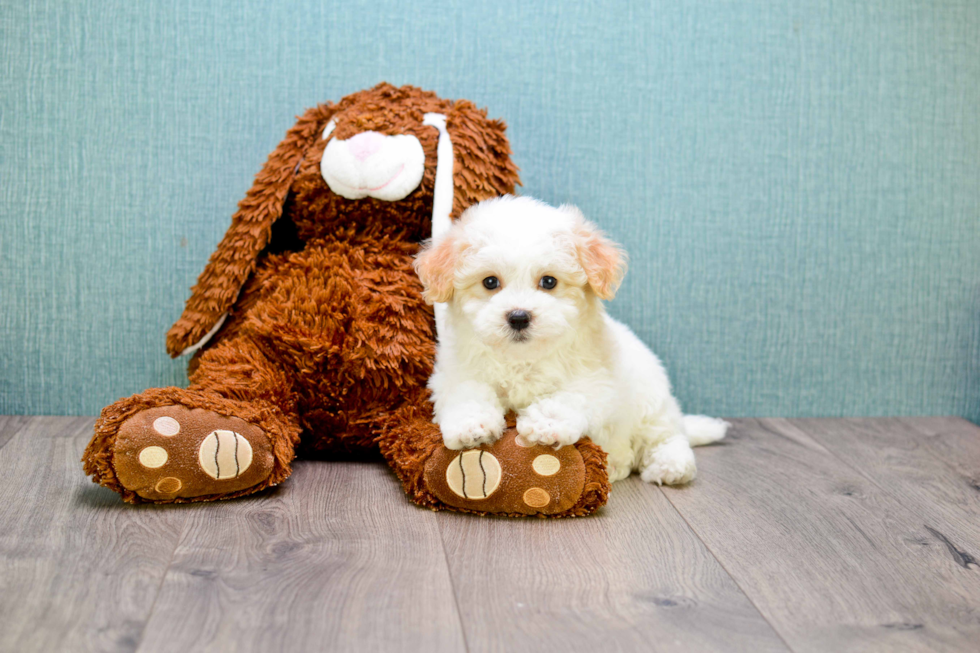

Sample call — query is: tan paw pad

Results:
[155,477,182,494]
[445,450,501,499]
[152,416,180,436]
[198,430,253,480]
[514,435,533,448]
[532,454,561,476]
[523,487,551,508]
[139,446,168,468]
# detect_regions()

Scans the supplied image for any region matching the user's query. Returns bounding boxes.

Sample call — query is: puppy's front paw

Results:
[439,404,506,450]
[517,400,588,446]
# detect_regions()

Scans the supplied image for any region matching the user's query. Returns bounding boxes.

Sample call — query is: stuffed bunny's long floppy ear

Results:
[166,105,331,357]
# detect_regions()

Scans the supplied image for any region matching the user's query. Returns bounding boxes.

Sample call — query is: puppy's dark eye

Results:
[482,276,500,290]
[539,276,557,290]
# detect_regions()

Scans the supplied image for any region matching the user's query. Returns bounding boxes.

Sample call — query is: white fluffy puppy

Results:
[414,195,727,484]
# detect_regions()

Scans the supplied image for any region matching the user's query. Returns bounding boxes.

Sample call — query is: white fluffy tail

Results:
[682,415,729,446]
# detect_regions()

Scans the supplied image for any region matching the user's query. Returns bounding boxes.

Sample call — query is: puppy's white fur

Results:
[415,196,727,484]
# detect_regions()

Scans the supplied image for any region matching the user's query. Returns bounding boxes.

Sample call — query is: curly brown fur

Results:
[84,386,300,504]
[84,83,605,516]
[378,408,609,517]
[166,104,332,356]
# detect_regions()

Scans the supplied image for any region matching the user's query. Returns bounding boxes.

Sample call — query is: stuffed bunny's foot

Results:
[423,425,608,516]
[111,405,275,501]
[84,388,299,503]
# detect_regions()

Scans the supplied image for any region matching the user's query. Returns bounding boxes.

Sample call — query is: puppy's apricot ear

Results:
[563,205,628,301]
[414,231,463,304]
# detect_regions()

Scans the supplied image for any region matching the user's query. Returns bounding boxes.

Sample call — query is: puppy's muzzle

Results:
[506,310,532,332]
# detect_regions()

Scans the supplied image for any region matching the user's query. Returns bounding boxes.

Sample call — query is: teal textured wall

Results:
[2,0,978,419]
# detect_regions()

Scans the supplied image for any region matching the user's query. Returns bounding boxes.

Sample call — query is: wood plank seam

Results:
[438,527,473,653]
[0,417,193,652]
[789,418,980,571]
[0,416,32,451]
[435,475,791,652]
[655,418,980,650]
[131,519,189,653]
[655,485,799,653]
[129,462,469,652]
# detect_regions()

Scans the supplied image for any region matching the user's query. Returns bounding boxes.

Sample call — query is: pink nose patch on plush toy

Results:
[346,131,385,161]
[320,121,426,202]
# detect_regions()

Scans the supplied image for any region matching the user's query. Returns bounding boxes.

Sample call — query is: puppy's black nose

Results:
[507,310,532,331]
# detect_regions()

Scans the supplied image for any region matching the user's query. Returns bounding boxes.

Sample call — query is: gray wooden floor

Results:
[2,416,979,652]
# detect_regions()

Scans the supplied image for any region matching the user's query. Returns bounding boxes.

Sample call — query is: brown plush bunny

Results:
[83,83,609,516]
